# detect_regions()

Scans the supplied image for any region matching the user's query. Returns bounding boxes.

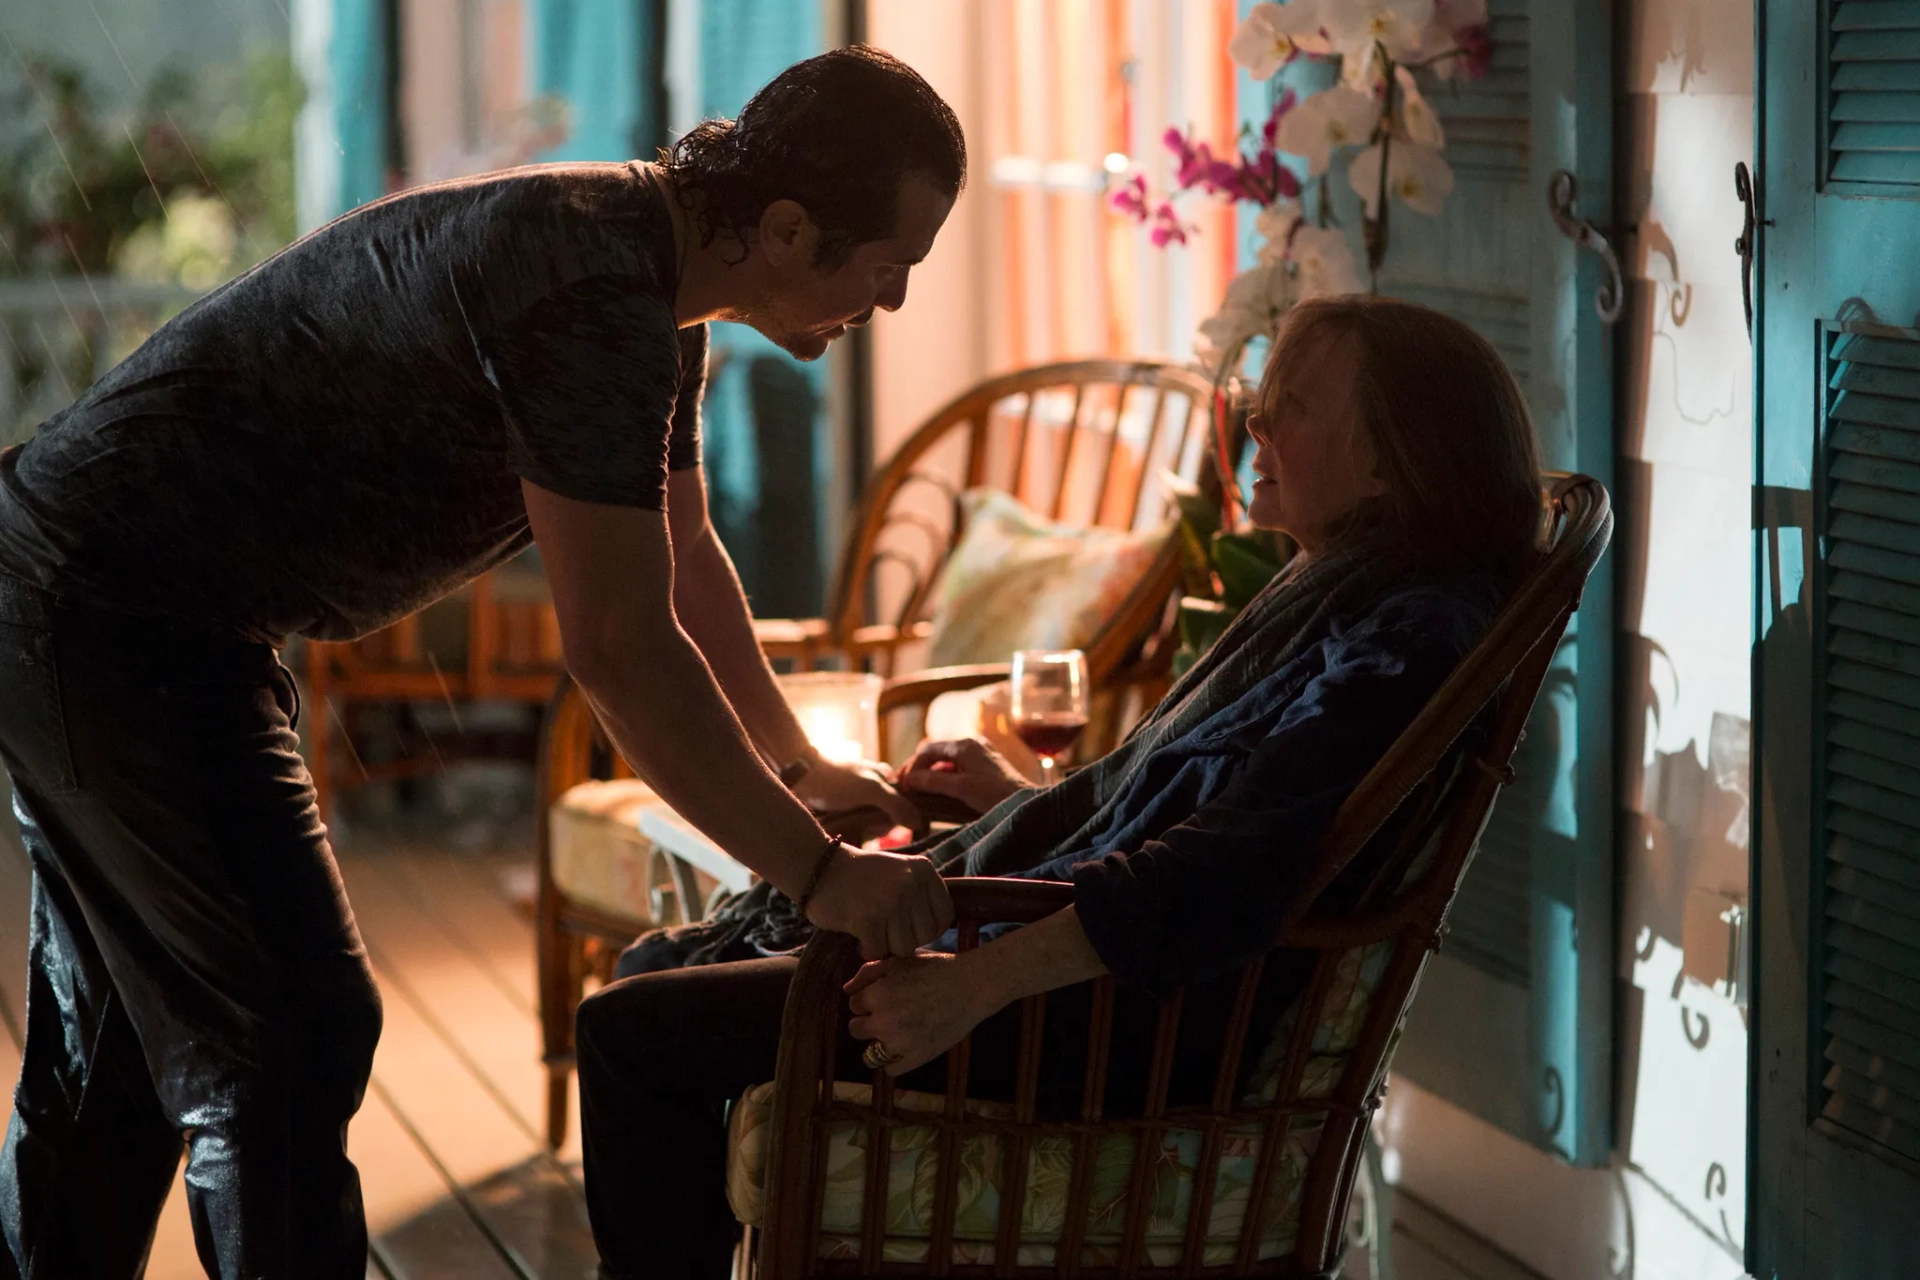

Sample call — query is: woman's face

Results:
[1245,328,1384,551]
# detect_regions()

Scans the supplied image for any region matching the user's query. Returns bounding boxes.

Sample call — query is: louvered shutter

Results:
[1385,0,1539,994]
[1828,1,1920,188]
[1753,4,1920,1276]
[1342,0,1617,1167]
[1818,331,1920,1163]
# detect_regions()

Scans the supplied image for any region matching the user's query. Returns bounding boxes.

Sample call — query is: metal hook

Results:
[1734,161,1758,338]
[1547,170,1625,324]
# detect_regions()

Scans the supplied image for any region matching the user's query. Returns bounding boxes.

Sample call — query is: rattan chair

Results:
[759,357,1236,680]
[728,474,1611,1279]
[532,360,1245,1149]
[304,566,564,822]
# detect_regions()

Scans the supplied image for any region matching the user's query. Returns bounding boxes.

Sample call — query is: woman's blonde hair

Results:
[1260,294,1545,585]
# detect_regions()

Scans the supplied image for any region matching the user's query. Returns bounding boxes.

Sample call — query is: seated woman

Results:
[574,294,1544,1279]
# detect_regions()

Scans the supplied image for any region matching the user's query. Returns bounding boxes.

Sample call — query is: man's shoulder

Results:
[343,161,665,281]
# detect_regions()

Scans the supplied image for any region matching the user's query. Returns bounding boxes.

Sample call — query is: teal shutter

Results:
[1356,0,1617,1167]
[293,0,394,228]
[1752,3,1920,1277]
[528,0,661,161]
[332,0,393,212]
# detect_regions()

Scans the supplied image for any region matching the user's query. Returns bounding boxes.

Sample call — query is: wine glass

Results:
[1010,649,1089,787]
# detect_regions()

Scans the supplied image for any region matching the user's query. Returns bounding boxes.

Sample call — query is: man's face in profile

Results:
[751,174,954,362]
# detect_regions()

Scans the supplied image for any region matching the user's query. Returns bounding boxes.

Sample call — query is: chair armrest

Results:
[752,616,832,658]
[847,620,935,654]
[946,877,1075,929]
[878,663,1012,718]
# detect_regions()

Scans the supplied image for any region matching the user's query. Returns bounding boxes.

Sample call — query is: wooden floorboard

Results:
[343,845,598,1277]
[378,845,540,1017]
[343,845,583,1165]
[356,1080,524,1280]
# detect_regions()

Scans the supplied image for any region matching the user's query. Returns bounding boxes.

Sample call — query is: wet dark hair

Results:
[1263,294,1546,586]
[659,45,966,270]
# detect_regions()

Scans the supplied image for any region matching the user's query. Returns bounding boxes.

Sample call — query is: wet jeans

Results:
[0,575,381,1278]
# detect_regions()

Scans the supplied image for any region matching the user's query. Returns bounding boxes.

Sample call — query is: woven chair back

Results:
[827,360,1241,682]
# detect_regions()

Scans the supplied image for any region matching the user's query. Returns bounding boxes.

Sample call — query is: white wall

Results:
[864,0,993,463]
[1379,1,1757,1277]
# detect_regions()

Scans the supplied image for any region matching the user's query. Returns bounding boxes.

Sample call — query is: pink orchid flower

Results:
[1108,173,1150,220]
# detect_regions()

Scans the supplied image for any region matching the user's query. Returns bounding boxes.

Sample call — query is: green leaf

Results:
[1177,595,1235,657]
[1162,467,1220,543]
[1175,519,1217,597]
[1212,532,1285,609]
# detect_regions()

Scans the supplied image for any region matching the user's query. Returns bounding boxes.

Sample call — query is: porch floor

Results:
[0,808,599,1279]
[0,796,1532,1280]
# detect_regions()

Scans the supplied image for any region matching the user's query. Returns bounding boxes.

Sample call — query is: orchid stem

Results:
[1365,48,1396,291]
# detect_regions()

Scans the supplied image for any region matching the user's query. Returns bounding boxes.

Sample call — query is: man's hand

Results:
[804,848,954,960]
[795,758,927,836]
[847,907,1109,1075]
[845,952,996,1075]
[895,738,1032,818]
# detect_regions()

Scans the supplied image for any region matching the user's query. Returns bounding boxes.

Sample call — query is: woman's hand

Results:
[895,738,1032,818]
[795,757,928,836]
[844,952,1000,1075]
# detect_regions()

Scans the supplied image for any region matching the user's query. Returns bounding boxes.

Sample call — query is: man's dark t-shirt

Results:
[0,161,706,643]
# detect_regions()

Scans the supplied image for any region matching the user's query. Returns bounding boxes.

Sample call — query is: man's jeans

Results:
[0,575,380,1279]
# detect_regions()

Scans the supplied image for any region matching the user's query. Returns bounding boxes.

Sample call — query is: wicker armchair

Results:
[532,360,1245,1149]
[727,474,1612,1279]
[758,357,1238,681]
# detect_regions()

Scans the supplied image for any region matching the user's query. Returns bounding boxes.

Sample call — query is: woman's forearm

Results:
[959,906,1109,1017]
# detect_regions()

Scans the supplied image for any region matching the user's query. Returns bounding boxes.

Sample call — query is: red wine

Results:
[1016,716,1088,760]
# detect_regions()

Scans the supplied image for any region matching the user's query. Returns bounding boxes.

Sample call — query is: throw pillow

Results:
[926,489,1168,668]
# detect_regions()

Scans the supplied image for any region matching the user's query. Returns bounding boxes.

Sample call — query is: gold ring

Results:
[863,1039,899,1070]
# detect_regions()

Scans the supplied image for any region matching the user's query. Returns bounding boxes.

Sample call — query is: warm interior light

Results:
[800,704,864,764]
[778,672,884,764]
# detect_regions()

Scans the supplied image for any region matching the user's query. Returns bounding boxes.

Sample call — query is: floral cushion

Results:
[547,779,664,925]
[725,939,1404,1267]
[726,1080,1320,1267]
[926,490,1168,668]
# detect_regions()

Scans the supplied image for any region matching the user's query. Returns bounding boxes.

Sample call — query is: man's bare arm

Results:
[664,467,812,763]
[523,478,949,956]
[665,468,920,829]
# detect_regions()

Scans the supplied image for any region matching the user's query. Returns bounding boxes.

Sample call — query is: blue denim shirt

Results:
[1020,576,1501,998]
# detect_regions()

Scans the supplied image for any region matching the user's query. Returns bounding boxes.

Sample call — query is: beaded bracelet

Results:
[795,835,843,914]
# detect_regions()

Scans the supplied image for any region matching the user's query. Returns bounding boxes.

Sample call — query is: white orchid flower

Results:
[1339,42,1389,95]
[1255,200,1304,264]
[1347,138,1456,217]
[1394,66,1445,148]
[1274,85,1382,176]
[1229,0,1332,79]
[1195,261,1294,370]
[1324,0,1436,62]
[1288,225,1365,298]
